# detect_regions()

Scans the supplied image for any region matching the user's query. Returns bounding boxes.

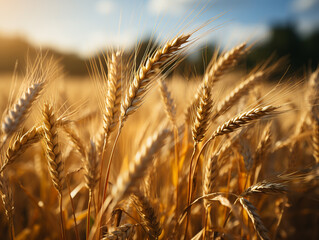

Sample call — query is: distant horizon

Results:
[0,0,318,57]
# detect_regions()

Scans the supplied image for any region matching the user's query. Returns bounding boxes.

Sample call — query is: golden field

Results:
[0,38,318,240]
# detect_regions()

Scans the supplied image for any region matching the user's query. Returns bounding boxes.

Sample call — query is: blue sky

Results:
[0,0,318,56]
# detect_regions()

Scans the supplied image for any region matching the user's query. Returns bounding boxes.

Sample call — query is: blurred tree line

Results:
[0,23,318,77]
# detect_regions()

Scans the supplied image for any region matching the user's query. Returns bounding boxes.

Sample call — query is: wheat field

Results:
[0,31,318,240]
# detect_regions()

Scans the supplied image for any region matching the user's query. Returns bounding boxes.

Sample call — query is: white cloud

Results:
[209,23,270,48]
[148,0,196,16]
[79,30,136,56]
[96,0,115,15]
[296,17,318,35]
[291,0,318,13]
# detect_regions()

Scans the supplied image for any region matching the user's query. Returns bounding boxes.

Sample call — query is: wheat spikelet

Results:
[0,175,14,223]
[185,43,246,123]
[202,155,218,208]
[308,69,319,163]
[212,105,278,138]
[85,140,99,192]
[239,197,270,240]
[214,71,265,119]
[42,103,64,193]
[254,123,272,165]
[63,126,86,158]
[204,42,246,85]
[1,125,42,173]
[2,82,44,141]
[131,193,162,239]
[312,121,319,163]
[120,34,190,123]
[242,181,287,196]
[192,83,213,143]
[111,128,171,203]
[103,51,123,138]
[158,79,177,126]
[307,68,319,113]
[102,224,135,240]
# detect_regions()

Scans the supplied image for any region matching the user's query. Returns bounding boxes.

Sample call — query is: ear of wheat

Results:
[131,192,162,239]
[120,34,190,124]
[42,103,64,194]
[239,197,270,240]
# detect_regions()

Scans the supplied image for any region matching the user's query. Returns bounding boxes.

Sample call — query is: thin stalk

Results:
[102,121,123,202]
[59,193,66,240]
[184,143,197,240]
[97,133,107,209]
[10,218,15,240]
[173,126,180,220]
[86,191,92,240]
[67,179,80,240]
[202,208,209,240]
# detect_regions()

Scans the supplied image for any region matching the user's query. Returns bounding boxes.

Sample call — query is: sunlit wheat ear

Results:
[185,42,247,123]
[102,224,135,240]
[42,103,64,193]
[1,82,44,142]
[158,79,177,126]
[241,181,287,196]
[1,57,59,144]
[131,193,162,239]
[204,42,247,85]
[111,128,171,204]
[212,105,279,138]
[120,34,190,124]
[213,71,265,119]
[0,175,14,223]
[85,140,99,193]
[192,83,213,143]
[1,125,42,173]
[103,51,123,138]
[239,198,270,240]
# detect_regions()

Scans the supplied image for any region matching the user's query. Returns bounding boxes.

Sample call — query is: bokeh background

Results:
[0,0,318,76]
